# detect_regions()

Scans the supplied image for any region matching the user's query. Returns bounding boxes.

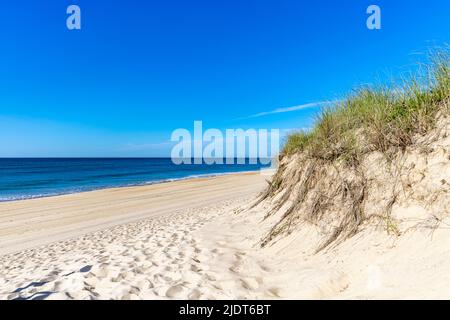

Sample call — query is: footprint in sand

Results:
[188,289,201,299]
[267,287,282,298]
[204,273,217,281]
[240,277,260,290]
[165,284,185,298]
[190,264,202,272]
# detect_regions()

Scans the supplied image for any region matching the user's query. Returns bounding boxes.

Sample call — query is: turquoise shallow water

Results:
[0,158,269,201]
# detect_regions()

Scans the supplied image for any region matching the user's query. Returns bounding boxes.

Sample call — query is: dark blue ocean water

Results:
[0,158,269,202]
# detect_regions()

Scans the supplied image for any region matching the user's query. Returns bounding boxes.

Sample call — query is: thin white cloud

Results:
[237,101,330,120]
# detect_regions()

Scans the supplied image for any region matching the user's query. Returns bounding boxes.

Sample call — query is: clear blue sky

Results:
[0,0,449,157]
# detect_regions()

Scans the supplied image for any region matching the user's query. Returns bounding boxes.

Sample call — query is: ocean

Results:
[0,158,269,202]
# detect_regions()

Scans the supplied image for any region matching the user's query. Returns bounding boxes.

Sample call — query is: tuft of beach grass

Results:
[282,47,450,165]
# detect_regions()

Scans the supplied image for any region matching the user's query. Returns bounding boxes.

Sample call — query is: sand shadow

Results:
[11,264,93,300]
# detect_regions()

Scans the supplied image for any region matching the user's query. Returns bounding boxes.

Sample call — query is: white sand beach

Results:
[2,0,449,303]
[0,172,271,299]
[1,154,450,300]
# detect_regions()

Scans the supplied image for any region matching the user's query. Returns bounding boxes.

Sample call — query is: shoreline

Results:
[0,169,270,203]
[0,171,267,256]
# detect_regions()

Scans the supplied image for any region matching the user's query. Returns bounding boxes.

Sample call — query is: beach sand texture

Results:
[0,172,278,299]
[1,167,450,299]
[0,172,266,256]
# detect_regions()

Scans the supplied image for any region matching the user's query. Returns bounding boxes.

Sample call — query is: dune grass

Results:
[283,49,450,163]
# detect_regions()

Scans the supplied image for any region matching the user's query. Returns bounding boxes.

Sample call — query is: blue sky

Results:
[0,0,449,157]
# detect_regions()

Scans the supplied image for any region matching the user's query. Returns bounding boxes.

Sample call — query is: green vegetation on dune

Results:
[256,48,450,251]
[283,49,450,163]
